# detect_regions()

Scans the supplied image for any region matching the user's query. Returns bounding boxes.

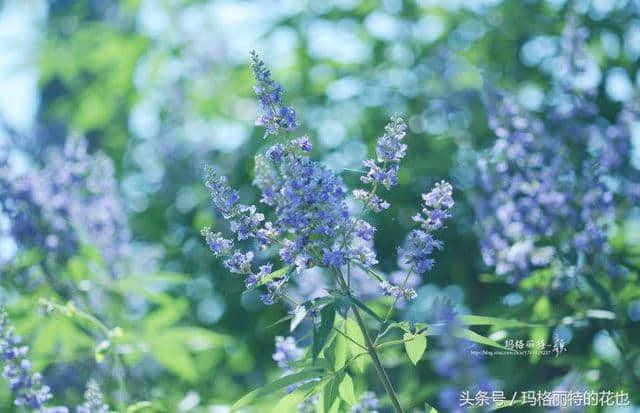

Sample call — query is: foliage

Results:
[0,0,639,412]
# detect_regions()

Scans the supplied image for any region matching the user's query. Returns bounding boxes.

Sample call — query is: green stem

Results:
[333,268,404,413]
[351,303,404,413]
[334,326,367,351]
[374,264,415,344]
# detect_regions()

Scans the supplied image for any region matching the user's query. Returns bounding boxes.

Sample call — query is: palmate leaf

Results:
[313,303,336,362]
[231,368,324,411]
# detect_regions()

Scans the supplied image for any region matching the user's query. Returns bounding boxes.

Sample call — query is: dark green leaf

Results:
[313,303,336,362]
[323,371,344,412]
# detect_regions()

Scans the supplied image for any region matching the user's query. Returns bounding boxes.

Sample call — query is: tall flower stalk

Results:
[202,52,456,412]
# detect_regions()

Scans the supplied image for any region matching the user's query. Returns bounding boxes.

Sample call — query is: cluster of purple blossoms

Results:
[0,136,130,268]
[354,114,408,212]
[250,50,297,136]
[254,137,356,275]
[0,308,112,413]
[203,53,452,309]
[272,336,304,374]
[398,181,454,275]
[0,309,52,410]
[475,17,638,281]
[475,89,574,280]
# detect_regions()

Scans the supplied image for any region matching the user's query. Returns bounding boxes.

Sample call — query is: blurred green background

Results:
[0,0,639,411]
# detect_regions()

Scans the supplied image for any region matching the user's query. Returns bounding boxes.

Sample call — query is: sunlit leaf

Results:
[231,369,324,411]
[403,332,427,365]
[338,374,356,405]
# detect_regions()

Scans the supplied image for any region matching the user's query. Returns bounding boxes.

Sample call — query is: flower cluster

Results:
[250,50,297,136]
[203,53,452,311]
[475,65,636,281]
[0,136,130,267]
[76,380,109,413]
[475,89,574,280]
[272,336,320,411]
[0,309,52,410]
[254,137,354,275]
[355,114,408,212]
[399,181,453,275]
[272,336,304,374]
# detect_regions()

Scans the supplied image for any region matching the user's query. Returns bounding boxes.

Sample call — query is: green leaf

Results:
[457,315,540,328]
[143,299,189,331]
[453,328,510,351]
[126,401,153,412]
[252,266,292,290]
[313,303,336,362]
[290,305,307,332]
[149,340,197,382]
[424,402,438,413]
[338,374,356,405]
[331,331,347,371]
[529,326,549,363]
[344,318,366,373]
[231,369,324,411]
[271,380,319,412]
[403,333,427,365]
[323,371,344,412]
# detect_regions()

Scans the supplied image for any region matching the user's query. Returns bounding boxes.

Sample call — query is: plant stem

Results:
[333,268,404,413]
[351,304,404,413]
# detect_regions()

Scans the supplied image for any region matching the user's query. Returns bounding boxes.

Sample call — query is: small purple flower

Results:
[399,230,440,274]
[200,228,233,257]
[246,263,273,288]
[293,136,312,152]
[251,51,297,136]
[354,220,375,241]
[322,248,346,267]
[204,166,241,219]
[413,181,454,231]
[376,114,407,163]
[356,115,408,212]
[361,161,398,190]
[223,250,254,274]
[352,190,390,213]
[379,281,417,300]
[272,336,304,371]
[267,144,283,162]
